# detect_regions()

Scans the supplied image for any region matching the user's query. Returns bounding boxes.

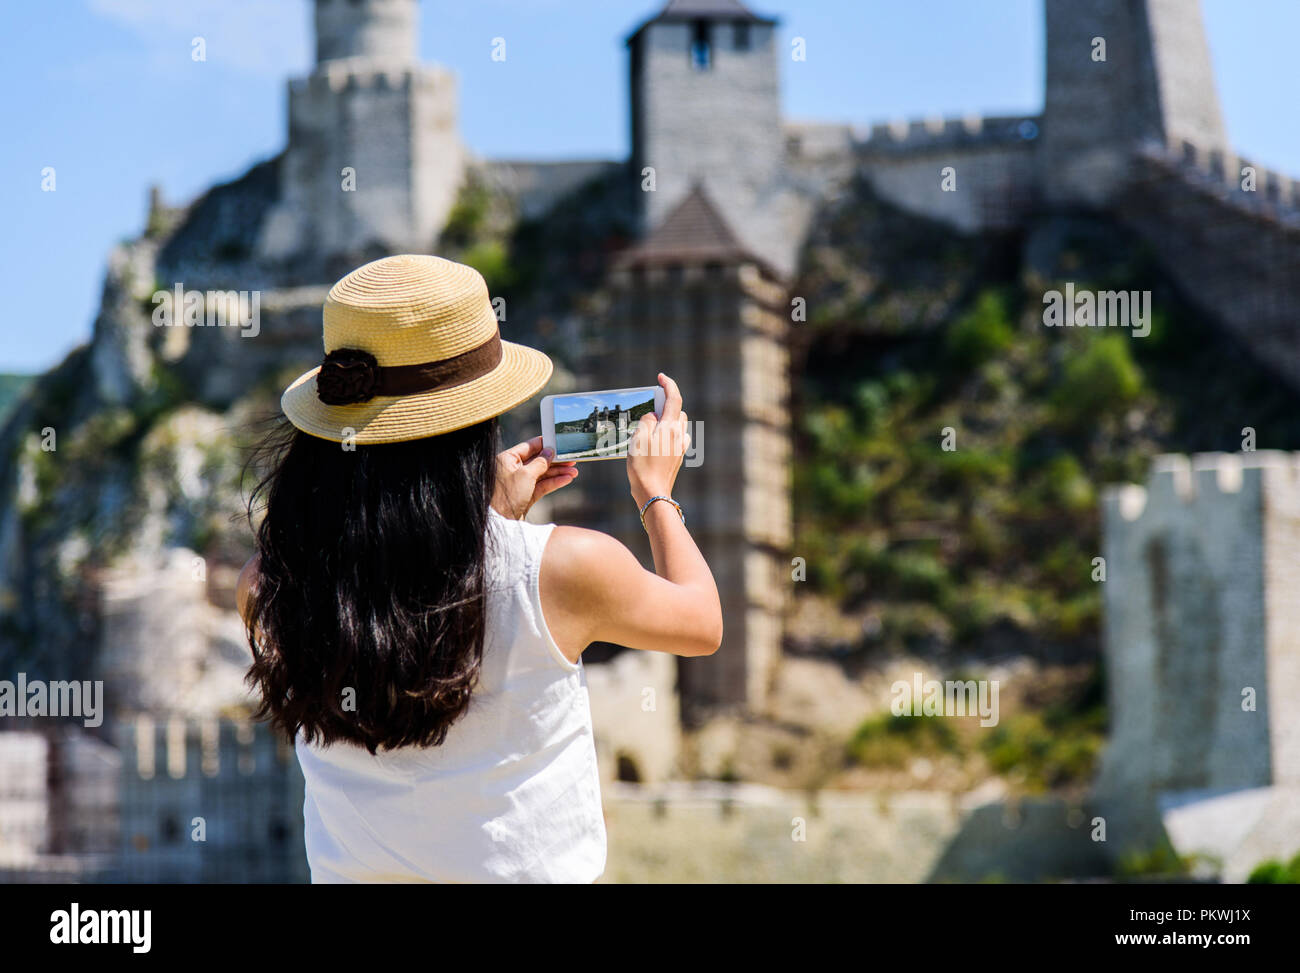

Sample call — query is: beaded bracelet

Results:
[638,495,685,530]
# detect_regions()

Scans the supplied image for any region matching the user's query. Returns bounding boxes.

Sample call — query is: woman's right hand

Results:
[627,373,691,508]
[544,371,721,663]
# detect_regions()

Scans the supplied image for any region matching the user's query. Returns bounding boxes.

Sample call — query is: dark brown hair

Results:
[244,418,499,753]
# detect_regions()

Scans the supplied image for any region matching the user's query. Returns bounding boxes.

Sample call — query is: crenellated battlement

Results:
[1139,138,1300,224]
[1101,451,1300,524]
[115,715,294,783]
[855,114,1040,156]
[1114,139,1300,391]
[114,715,307,882]
[294,60,455,97]
[842,112,1040,234]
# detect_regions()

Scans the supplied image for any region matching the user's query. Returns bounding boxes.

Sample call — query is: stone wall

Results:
[584,649,681,785]
[257,0,461,264]
[1115,140,1300,390]
[0,726,121,874]
[589,260,792,713]
[1097,452,1300,855]
[115,717,308,883]
[0,731,48,866]
[1039,0,1226,206]
[630,18,790,274]
[99,546,253,720]
[859,136,1039,233]
[476,159,624,222]
[314,0,417,66]
[259,63,463,262]
[600,781,961,883]
[1142,0,1228,151]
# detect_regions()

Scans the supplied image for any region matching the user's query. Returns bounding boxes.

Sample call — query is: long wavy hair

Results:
[244,417,500,754]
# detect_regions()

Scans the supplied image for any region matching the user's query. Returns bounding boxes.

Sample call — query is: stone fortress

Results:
[580,404,628,435]
[2,0,1299,880]
[258,0,463,264]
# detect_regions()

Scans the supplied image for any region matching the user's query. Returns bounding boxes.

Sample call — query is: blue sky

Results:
[2,0,1297,373]
[554,389,657,424]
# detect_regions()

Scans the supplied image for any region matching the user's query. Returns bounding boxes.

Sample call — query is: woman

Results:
[236,254,722,883]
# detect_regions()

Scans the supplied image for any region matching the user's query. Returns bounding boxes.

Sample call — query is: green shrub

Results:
[1051,336,1143,427]
[945,292,1016,368]
[1116,845,1193,878]
[845,712,960,768]
[981,710,1105,790]
[947,586,1001,641]
[1044,592,1101,640]
[852,380,890,434]
[805,458,874,519]
[882,549,951,603]
[1246,851,1300,884]
[460,240,514,292]
[1039,453,1095,513]
[441,180,492,247]
[935,445,1013,489]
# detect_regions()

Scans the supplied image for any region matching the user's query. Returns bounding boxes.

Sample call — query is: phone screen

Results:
[545,386,661,461]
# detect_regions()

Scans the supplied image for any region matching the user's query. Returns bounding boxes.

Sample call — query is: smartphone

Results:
[540,385,667,462]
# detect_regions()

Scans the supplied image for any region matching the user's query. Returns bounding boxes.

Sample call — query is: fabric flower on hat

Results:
[317,348,381,405]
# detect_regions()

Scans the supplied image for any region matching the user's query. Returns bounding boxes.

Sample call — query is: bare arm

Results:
[540,374,723,661]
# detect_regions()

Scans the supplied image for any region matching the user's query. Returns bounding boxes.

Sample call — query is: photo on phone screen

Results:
[540,386,665,462]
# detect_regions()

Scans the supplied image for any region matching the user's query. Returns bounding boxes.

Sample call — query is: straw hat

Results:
[281,255,552,444]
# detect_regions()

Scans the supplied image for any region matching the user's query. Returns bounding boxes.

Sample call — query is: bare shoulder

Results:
[545,523,620,559]
[544,524,642,576]
[539,526,639,662]
[542,526,624,594]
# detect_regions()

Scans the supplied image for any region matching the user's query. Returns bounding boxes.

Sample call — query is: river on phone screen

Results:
[556,431,631,460]
[557,432,597,454]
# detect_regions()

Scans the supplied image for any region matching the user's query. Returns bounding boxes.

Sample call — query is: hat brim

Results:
[281,340,553,444]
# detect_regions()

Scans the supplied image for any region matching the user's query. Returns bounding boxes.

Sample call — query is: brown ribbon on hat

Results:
[315,331,503,406]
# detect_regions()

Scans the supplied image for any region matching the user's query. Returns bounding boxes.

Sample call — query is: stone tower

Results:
[1040,0,1227,205]
[1096,452,1300,856]
[258,0,463,263]
[596,186,792,712]
[627,0,787,271]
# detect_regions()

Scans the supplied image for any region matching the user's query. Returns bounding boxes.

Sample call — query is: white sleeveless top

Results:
[294,508,607,883]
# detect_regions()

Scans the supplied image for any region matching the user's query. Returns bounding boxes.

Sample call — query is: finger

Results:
[534,467,578,499]
[503,436,545,463]
[538,465,578,484]
[631,413,654,455]
[658,372,682,423]
[522,446,555,480]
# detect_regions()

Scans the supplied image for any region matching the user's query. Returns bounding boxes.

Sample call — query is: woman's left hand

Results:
[493,436,579,519]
